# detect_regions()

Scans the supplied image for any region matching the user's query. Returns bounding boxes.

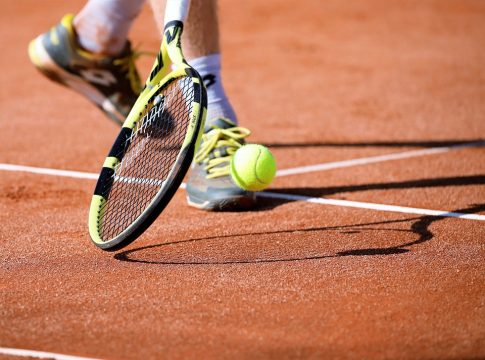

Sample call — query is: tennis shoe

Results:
[28,14,141,125]
[186,118,257,211]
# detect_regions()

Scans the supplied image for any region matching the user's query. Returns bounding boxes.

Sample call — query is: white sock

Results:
[189,54,238,125]
[74,0,146,56]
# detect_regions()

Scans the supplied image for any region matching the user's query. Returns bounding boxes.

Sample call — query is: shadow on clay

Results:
[255,174,485,211]
[113,204,485,265]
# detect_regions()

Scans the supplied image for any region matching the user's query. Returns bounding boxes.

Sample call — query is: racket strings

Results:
[99,76,194,241]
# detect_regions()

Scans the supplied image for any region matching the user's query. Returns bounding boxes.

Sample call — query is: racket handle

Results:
[164,0,191,24]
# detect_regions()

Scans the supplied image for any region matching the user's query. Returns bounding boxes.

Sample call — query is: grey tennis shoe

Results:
[186,118,257,211]
[28,14,141,125]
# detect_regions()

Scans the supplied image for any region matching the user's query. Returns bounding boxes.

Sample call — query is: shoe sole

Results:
[28,36,125,124]
[186,193,257,211]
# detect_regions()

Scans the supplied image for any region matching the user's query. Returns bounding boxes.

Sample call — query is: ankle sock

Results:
[189,54,238,125]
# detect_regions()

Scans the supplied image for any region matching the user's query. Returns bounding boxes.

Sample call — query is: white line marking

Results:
[276,141,485,177]
[0,139,484,222]
[0,163,188,189]
[256,191,485,221]
[0,164,98,179]
[0,347,101,360]
[1,141,483,181]
[0,165,165,186]
[0,163,483,221]
[114,175,166,187]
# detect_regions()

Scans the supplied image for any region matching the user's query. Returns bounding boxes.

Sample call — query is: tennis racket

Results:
[88,0,207,251]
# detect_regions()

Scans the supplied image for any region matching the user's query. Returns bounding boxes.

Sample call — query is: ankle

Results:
[73,16,127,56]
[189,54,238,124]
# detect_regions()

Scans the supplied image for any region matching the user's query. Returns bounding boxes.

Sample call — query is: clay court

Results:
[1,0,485,359]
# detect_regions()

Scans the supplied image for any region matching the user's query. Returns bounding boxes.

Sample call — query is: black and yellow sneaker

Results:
[186,118,257,211]
[28,14,141,125]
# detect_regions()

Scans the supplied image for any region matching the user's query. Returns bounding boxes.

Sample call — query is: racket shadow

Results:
[113,204,484,265]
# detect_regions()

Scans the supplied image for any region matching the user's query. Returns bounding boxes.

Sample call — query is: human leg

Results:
[150,0,256,210]
[74,0,146,56]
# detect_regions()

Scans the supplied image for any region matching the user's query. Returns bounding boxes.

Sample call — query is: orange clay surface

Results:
[1,0,485,359]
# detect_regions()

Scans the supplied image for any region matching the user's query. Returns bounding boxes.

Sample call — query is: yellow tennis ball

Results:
[230,144,277,191]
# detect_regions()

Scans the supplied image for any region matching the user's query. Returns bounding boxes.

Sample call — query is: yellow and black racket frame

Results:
[88,21,207,251]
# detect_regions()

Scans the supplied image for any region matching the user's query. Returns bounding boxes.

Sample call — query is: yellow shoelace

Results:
[113,52,142,94]
[113,49,155,94]
[195,126,251,179]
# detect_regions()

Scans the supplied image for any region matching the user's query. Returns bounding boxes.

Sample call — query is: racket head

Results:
[88,22,207,251]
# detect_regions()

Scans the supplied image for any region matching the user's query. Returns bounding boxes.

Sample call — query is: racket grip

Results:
[164,0,191,24]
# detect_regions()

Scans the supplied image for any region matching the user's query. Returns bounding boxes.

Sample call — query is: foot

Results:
[186,118,257,211]
[28,14,141,125]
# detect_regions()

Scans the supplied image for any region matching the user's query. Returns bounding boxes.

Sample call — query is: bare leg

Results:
[149,0,219,59]
[74,0,146,55]
[150,0,237,123]
[151,0,254,210]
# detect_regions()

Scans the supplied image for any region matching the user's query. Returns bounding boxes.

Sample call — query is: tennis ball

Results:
[230,144,276,191]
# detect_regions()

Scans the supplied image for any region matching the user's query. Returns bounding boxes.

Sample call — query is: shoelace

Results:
[195,126,251,179]
[113,49,155,94]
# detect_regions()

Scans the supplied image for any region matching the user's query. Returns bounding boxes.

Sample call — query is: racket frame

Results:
[88,20,207,250]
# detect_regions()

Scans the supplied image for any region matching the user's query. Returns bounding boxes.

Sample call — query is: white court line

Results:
[0,347,101,360]
[1,141,483,181]
[0,163,484,221]
[0,141,484,221]
[0,163,98,180]
[257,191,485,221]
[0,164,178,188]
[114,175,166,187]
[276,140,485,176]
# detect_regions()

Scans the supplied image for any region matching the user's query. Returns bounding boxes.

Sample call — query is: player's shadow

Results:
[113,204,485,265]
[263,138,484,148]
[256,174,485,211]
